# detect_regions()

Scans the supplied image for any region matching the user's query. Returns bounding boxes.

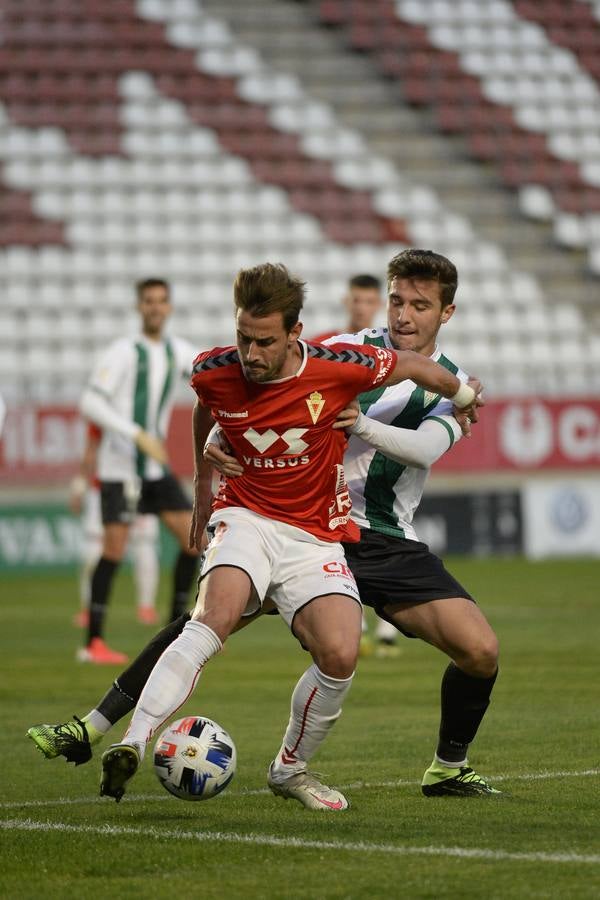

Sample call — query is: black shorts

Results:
[343,529,473,628]
[100,475,191,525]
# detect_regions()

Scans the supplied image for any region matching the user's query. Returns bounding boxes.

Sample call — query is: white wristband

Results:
[450,383,476,409]
[348,410,368,436]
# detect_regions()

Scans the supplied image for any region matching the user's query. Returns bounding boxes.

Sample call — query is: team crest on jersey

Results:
[306,391,325,424]
[424,390,439,406]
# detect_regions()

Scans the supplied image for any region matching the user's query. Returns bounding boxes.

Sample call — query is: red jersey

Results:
[191,339,395,542]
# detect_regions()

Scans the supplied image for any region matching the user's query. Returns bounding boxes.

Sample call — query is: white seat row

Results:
[6,158,254,189]
[34,186,291,218]
[400,0,514,26]
[397,0,600,191]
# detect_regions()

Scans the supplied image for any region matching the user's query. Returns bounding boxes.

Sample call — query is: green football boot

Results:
[422,760,501,797]
[100,743,141,802]
[27,716,93,766]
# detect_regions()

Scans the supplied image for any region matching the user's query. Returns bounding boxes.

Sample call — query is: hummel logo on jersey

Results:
[218,409,249,418]
[306,391,325,424]
[243,428,309,455]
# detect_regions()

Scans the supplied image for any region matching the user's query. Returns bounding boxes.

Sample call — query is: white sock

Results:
[83,709,112,735]
[131,533,159,609]
[270,664,354,782]
[123,620,222,757]
[435,753,468,769]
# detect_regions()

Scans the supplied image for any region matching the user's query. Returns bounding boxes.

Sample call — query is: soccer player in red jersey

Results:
[61,263,480,809]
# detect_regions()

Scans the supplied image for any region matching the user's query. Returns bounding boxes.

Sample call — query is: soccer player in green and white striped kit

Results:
[330,249,499,796]
[76,279,201,664]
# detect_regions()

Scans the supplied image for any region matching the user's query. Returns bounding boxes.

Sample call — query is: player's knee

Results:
[103,547,126,563]
[464,633,499,678]
[191,606,238,643]
[103,531,128,560]
[313,642,357,679]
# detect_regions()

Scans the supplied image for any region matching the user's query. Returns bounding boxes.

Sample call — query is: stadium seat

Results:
[0,0,598,401]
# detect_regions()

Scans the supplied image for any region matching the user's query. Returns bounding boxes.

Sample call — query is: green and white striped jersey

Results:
[85,333,197,482]
[327,328,466,541]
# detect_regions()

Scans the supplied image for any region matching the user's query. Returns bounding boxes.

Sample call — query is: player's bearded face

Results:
[236,310,302,382]
[386,277,454,358]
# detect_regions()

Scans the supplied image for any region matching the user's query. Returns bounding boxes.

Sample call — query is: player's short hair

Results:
[348,273,381,291]
[233,263,305,332]
[387,249,458,307]
[136,278,170,299]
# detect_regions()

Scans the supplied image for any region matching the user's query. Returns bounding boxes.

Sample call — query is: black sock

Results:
[168,551,198,622]
[96,613,191,724]
[88,557,119,643]
[436,662,498,764]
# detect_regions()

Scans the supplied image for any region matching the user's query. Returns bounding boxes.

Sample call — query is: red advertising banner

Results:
[433,398,600,472]
[1,398,600,484]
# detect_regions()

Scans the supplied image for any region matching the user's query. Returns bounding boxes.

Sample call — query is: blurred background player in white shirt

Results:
[69,421,160,628]
[78,278,201,665]
[311,273,383,344]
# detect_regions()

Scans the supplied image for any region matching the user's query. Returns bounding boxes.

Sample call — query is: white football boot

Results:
[267,763,349,811]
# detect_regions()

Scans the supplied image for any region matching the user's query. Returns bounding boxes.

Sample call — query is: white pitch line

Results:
[1,818,599,866]
[1,767,598,811]
[2,767,599,809]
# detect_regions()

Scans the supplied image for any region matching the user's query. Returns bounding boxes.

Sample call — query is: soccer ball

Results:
[153,716,237,801]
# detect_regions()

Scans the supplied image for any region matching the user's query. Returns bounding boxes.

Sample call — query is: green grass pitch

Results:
[1,558,599,899]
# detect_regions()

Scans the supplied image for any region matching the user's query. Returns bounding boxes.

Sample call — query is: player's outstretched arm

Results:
[334,400,458,468]
[384,352,482,434]
[385,350,479,406]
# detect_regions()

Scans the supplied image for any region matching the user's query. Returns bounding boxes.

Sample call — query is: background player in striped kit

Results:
[69,421,160,629]
[77,278,201,664]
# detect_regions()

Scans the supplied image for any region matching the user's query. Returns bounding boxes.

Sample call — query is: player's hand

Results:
[135,429,168,465]
[453,376,484,437]
[68,475,87,515]
[189,478,212,551]
[203,426,243,477]
[204,443,244,477]
[333,399,360,430]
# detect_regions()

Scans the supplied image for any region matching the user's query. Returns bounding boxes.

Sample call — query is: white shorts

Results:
[201,507,361,628]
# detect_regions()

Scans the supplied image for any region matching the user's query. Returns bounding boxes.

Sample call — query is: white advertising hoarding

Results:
[523,480,600,558]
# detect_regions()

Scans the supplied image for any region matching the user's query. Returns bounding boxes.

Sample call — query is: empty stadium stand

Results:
[1,0,599,407]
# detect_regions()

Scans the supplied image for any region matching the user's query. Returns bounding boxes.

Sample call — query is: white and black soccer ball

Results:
[153,716,237,801]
